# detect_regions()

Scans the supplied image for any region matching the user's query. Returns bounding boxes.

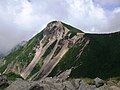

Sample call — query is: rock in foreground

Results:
[5,77,120,90]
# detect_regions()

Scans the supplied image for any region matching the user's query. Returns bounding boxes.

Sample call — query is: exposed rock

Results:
[57,69,71,81]
[94,77,105,88]
[109,86,120,90]
[78,80,88,90]
[63,81,76,90]
[5,77,120,90]
[107,80,117,86]
[0,75,8,86]
[29,84,44,90]
[5,79,30,90]
[70,79,81,89]
[117,81,120,86]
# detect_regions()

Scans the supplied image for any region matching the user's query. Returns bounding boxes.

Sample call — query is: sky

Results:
[0,0,120,54]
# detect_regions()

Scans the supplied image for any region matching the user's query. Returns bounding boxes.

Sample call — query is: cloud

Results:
[108,7,120,31]
[65,0,108,32]
[0,0,120,53]
[0,0,38,54]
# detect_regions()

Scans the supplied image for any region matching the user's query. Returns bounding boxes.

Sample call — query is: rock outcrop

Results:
[5,77,120,90]
[94,77,105,88]
[0,75,8,86]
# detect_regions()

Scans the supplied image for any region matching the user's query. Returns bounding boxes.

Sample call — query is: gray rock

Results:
[117,81,120,86]
[5,79,30,90]
[86,85,96,90]
[109,86,120,90]
[41,84,51,90]
[0,75,8,86]
[78,80,88,90]
[94,84,109,90]
[94,77,104,88]
[5,77,120,90]
[107,80,117,87]
[57,69,71,81]
[29,84,44,90]
[70,79,81,89]
[30,83,51,90]
[52,83,64,90]
[63,81,76,90]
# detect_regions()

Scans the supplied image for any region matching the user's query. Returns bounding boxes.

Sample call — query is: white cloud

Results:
[113,7,120,13]
[107,8,120,32]
[65,0,108,32]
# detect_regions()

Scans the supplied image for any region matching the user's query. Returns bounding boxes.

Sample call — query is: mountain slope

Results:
[0,21,120,81]
[50,32,120,79]
[0,21,85,80]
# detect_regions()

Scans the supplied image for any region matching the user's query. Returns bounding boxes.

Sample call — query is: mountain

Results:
[0,21,120,81]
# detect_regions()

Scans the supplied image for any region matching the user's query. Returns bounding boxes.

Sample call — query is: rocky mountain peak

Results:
[1,21,120,88]
[19,21,86,80]
[0,21,86,80]
[43,21,69,39]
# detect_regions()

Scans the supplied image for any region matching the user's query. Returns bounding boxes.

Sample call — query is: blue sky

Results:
[104,4,120,10]
[0,0,120,54]
[93,0,120,10]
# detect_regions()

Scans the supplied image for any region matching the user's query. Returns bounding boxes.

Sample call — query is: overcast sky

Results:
[0,0,120,54]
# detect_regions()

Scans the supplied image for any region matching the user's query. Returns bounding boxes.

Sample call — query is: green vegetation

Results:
[49,38,86,76]
[0,31,43,74]
[50,32,120,80]
[1,21,120,81]
[5,72,22,81]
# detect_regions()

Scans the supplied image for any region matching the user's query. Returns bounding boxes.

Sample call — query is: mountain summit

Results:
[0,21,85,79]
[0,21,120,81]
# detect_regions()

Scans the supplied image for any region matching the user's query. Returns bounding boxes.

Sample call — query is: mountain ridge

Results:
[0,21,120,81]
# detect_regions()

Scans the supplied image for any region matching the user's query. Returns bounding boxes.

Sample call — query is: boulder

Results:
[70,79,81,89]
[29,84,44,90]
[0,75,8,86]
[6,79,30,90]
[63,81,76,90]
[57,69,71,81]
[78,80,88,90]
[94,77,104,88]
